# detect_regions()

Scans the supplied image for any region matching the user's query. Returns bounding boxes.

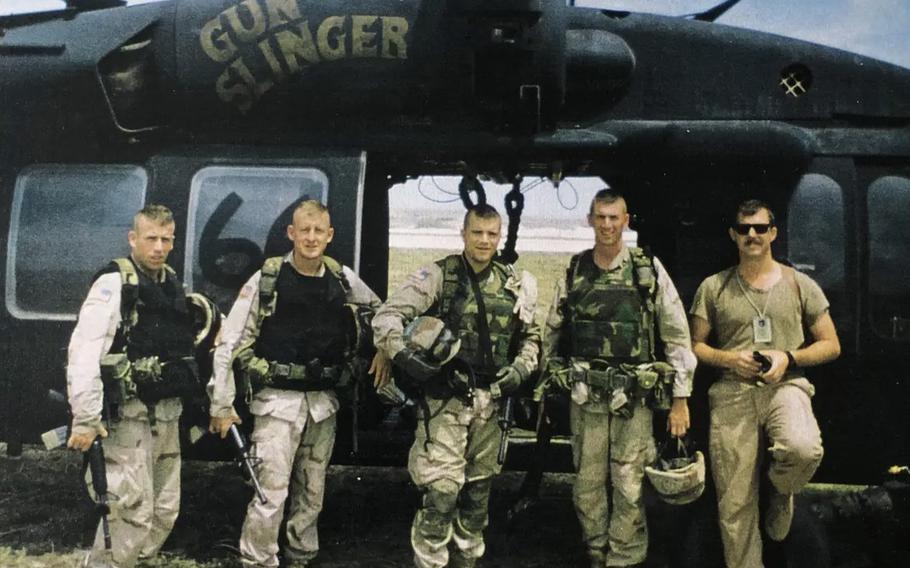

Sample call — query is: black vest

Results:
[255,263,348,366]
[100,260,195,361]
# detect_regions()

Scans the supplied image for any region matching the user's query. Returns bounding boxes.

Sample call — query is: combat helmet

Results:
[403,316,461,365]
[645,437,706,505]
[186,292,222,350]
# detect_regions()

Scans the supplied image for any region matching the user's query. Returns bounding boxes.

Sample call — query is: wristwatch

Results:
[785,351,797,368]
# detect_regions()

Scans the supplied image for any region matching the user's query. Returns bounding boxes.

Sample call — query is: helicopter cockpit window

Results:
[786,173,847,329]
[868,175,910,341]
[185,166,329,312]
[5,164,147,320]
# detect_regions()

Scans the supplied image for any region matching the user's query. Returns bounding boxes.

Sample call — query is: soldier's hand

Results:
[393,346,440,382]
[209,415,241,439]
[370,350,392,389]
[730,350,762,379]
[667,398,690,437]
[490,366,522,399]
[67,423,107,452]
[758,350,788,385]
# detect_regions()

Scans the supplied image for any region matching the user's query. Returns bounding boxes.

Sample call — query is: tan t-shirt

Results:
[689,265,829,382]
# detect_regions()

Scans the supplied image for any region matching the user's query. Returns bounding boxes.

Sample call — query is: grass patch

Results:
[388,248,575,316]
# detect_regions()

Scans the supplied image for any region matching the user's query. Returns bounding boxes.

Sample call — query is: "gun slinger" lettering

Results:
[199,0,410,113]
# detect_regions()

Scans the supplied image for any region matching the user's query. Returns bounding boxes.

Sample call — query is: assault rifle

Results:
[88,437,112,550]
[497,396,515,465]
[229,424,268,505]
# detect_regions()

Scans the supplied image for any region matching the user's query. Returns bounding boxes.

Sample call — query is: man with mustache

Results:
[690,198,840,567]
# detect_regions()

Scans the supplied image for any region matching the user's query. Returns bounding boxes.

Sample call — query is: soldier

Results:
[540,189,696,568]
[372,204,540,568]
[690,198,839,567]
[67,204,198,567]
[208,200,388,568]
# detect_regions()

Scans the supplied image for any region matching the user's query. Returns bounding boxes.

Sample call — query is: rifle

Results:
[88,437,112,550]
[497,396,515,465]
[229,424,268,505]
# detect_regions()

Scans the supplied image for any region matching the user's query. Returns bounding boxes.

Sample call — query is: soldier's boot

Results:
[413,481,460,568]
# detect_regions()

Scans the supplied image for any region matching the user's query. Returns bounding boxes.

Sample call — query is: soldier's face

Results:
[287,209,333,262]
[128,216,175,275]
[462,213,501,267]
[588,200,629,249]
[729,208,777,258]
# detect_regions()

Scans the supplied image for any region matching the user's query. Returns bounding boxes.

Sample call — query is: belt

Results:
[266,361,342,383]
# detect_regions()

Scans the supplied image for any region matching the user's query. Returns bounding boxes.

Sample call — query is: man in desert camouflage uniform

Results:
[67,204,197,568]
[208,200,388,567]
[372,204,540,568]
[541,190,696,568]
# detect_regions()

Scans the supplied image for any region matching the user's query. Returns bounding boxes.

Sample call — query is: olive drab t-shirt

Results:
[689,265,830,382]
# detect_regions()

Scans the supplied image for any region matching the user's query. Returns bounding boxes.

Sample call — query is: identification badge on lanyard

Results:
[753,315,772,343]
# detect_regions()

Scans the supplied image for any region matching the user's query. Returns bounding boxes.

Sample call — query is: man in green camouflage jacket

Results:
[372,204,540,568]
[541,190,696,568]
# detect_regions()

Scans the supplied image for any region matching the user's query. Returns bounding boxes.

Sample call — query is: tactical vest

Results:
[102,258,197,406]
[562,248,658,364]
[431,254,520,377]
[255,259,349,366]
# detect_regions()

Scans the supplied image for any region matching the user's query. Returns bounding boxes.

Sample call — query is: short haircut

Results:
[134,204,173,230]
[588,189,626,215]
[463,203,501,229]
[293,199,331,221]
[734,198,775,226]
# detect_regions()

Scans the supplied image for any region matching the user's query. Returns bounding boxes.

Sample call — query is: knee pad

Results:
[457,478,493,533]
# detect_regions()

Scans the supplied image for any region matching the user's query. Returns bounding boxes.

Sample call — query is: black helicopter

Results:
[1,1,909,565]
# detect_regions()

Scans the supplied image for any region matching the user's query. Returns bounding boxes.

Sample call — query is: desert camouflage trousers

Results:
[408,391,502,568]
[570,401,656,567]
[239,412,336,567]
[709,378,823,568]
[84,415,181,568]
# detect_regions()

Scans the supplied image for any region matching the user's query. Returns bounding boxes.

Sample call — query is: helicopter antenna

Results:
[686,0,743,22]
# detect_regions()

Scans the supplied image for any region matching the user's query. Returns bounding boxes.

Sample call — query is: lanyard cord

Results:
[735,270,774,319]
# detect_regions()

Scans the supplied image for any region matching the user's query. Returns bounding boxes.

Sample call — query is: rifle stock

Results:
[229,424,268,505]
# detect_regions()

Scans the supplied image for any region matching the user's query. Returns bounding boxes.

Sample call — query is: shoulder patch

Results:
[411,269,431,282]
[97,287,113,303]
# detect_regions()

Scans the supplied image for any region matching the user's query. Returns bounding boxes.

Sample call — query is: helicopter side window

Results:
[786,174,847,329]
[5,164,147,320]
[868,175,910,341]
[184,166,329,312]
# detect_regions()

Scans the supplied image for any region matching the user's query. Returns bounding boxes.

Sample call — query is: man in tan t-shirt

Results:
[689,198,840,568]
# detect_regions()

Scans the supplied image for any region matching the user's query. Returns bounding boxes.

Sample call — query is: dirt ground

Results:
[0,442,589,568]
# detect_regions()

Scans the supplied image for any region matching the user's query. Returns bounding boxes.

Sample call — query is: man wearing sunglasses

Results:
[689,198,840,567]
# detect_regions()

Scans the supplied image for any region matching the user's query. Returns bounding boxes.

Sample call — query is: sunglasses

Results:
[732,223,773,235]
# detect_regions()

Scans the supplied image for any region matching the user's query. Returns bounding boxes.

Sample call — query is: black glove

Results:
[393,346,441,382]
[490,365,523,399]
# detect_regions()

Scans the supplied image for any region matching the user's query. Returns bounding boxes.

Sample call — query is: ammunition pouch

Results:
[243,356,345,392]
[553,358,676,415]
[100,353,200,408]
